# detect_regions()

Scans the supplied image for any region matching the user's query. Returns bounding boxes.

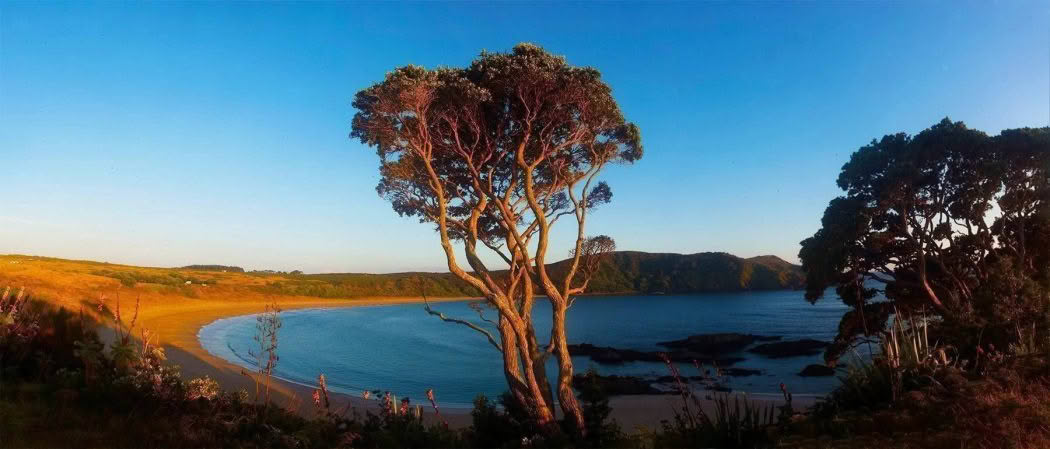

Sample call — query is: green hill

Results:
[258,251,803,298]
[554,251,803,294]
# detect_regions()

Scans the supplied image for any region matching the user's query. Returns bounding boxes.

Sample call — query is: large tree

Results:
[350,44,641,433]
[800,119,1050,362]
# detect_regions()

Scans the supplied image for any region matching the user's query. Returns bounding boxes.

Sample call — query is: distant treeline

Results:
[87,252,802,299]
[92,269,210,288]
[179,265,245,273]
[256,272,482,298]
[255,251,804,299]
[566,251,805,294]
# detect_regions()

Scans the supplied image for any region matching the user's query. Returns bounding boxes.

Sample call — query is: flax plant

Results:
[249,300,282,405]
[659,354,779,448]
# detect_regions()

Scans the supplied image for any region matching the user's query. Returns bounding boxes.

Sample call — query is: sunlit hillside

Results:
[0,251,803,313]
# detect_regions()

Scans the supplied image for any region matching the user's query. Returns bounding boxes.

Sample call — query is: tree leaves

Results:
[801,119,1050,361]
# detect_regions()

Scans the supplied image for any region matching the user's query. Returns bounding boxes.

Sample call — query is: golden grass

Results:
[0,253,458,316]
[0,254,468,412]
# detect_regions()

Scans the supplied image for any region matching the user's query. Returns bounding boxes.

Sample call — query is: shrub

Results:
[650,356,778,448]
[468,394,526,447]
[576,368,630,447]
[187,376,220,401]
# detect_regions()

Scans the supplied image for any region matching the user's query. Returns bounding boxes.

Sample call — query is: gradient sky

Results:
[1,1,1048,273]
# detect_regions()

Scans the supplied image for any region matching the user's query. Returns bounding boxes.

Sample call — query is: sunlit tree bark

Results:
[350,44,642,434]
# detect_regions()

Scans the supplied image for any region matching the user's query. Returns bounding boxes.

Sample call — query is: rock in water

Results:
[798,364,836,377]
[571,373,668,396]
[567,343,744,366]
[657,333,781,354]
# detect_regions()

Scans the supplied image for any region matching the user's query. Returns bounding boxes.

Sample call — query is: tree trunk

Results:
[525,315,556,409]
[513,324,558,427]
[552,304,585,434]
[498,315,556,427]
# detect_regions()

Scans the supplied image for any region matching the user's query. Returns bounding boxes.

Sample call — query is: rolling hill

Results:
[562,251,805,294]
[0,251,803,307]
[237,251,803,298]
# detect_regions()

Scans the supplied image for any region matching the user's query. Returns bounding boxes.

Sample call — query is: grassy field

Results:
[0,254,475,415]
[0,254,476,357]
[0,254,477,314]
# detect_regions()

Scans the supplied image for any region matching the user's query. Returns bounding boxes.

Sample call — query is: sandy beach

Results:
[135,296,476,426]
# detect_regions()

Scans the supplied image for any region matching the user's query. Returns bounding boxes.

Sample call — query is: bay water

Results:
[199,291,849,407]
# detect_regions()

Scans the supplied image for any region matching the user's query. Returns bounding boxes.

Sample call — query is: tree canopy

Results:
[351,43,641,434]
[800,119,1050,362]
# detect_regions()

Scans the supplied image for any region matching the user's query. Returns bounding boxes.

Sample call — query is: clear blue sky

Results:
[1,1,1047,273]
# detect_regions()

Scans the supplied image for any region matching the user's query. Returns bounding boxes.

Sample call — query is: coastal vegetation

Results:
[5,284,1050,448]
[792,119,1050,447]
[564,251,804,293]
[180,265,245,273]
[801,119,1050,363]
[261,252,803,299]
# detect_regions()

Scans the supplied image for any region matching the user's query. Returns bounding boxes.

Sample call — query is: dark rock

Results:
[571,373,669,396]
[658,333,781,354]
[706,383,732,392]
[798,364,836,377]
[568,343,744,366]
[568,343,662,364]
[649,367,762,383]
[723,367,763,377]
[669,352,745,366]
[748,339,830,358]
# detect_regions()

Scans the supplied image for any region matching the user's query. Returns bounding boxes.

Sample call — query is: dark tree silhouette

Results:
[350,43,641,433]
[800,118,1050,362]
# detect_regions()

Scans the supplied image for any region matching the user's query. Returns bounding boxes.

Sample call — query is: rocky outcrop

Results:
[567,343,745,366]
[572,374,669,396]
[572,369,763,396]
[798,364,836,377]
[658,333,781,354]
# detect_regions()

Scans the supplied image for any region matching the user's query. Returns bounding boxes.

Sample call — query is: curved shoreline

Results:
[145,296,816,429]
[139,296,475,424]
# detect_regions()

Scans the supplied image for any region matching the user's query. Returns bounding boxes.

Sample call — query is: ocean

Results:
[199,290,850,407]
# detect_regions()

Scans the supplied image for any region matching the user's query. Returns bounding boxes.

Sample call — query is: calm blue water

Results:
[199,291,849,407]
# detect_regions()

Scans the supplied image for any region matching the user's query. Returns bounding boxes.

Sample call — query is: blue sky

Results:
[1,1,1047,273]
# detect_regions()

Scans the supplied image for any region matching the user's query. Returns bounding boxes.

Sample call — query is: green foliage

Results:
[465,390,633,448]
[800,119,1050,362]
[180,264,245,272]
[814,362,896,419]
[255,251,803,299]
[570,251,804,294]
[258,272,483,298]
[576,369,631,448]
[652,393,778,448]
[649,358,781,448]
[467,394,529,448]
